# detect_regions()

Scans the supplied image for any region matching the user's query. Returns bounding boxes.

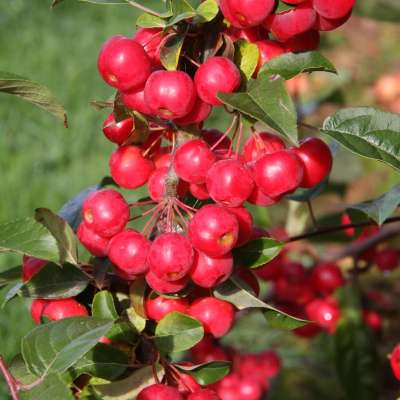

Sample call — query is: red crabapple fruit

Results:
[102,113,134,145]
[243,132,286,163]
[22,256,47,282]
[145,296,189,321]
[77,223,110,257]
[137,384,183,400]
[146,270,189,294]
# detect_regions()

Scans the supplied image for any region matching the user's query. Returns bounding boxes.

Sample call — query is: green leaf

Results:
[126,278,147,333]
[196,0,219,22]
[2,282,24,307]
[93,365,164,399]
[286,177,329,202]
[0,266,22,287]
[218,76,298,144]
[22,317,113,377]
[20,374,74,400]
[19,262,89,299]
[160,34,185,71]
[67,343,129,381]
[175,361,231,385]
[259,51,337,80]
[0,71,67,125]
[0,217,60,263]
[213,277,308,330]
[348,185,400,226]
[155,311,204,353]
[92,291,119,320]
[233,238,283,269]
[334,322,379,400]
[167,0,196,25]
[136,13,168,28]
[234,40,260,81]
[322,107,400,171]
[34,208,78,265]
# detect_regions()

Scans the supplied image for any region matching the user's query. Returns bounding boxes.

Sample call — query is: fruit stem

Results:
[210,113,239,152]
[306,199,318,230]
[0,356,20,400]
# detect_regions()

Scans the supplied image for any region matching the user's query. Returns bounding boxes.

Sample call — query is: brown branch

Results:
[0,356,20,400]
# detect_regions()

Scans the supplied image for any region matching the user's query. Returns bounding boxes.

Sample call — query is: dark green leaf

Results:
[92,291,119,320]
[0,217,59,263]
[175,361,231,385]
[167,0,196,25]
[213,277,308,330]
[35,208,78,265]
[107,321,138,344]
[20,373,74,400]
[93,365,164,399]
[19,262,89,299]
[348,185,400,226]
[22,317,113,377]
[234,40,260,81]
[136,13,168,28]
[2,282,24,307]
[67,343,129,381]
[160,34,185,71]
[259,51,336,80]
[286,177,329,202]
[155,311,204,353]
[0,266,22,287]
[233,238,283,269]
[322,107,400,171]
[218,76,298,144]
[0,71,67,125]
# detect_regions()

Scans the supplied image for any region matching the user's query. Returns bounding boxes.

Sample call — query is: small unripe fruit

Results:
[243,132,286,163]
[148,233,194,281]
[82,189,130,238]
[187,389,221,400]
[42,299,88,321]
[145,296,189,321]
[254,150,304,198]
[190,251,233,288]
[97,35,151,92]
[77,223,110,257]
[174,139,216,184]
[189,297,235,338]
[311,262,344,295]
[206,160,254,207]
[219,0,276,28]
[102,113,134,145]
[145,70,197,119]
[189,205,239,257]
[175,98,213,126]
[195,57,241,106]
[313,0,356,19]
[133,27,164,65]
[109,145,155,189]
[146,270,189,294]
[108,230,150,276]
[22,256,46,282]
[137,384,183,400]
[147,167,188,202]
[121,88,152,115]
[293,137,333,188]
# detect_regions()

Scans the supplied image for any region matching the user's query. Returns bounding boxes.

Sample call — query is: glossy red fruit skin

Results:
[144,70,197,120]
[77,223,110,257]
[243,132,286,163]
[225,26,262,43]
[374,249,400,272]
[22,256,47,282]
[189,297,235,338]
[97,36,152,92]
[189,205,239,257]
[190,183,210,200]
[314,10,352,31]
[137,384,183,400]
[121,88,152,115]
[206,160,254,207]
[306,298,340,334]
[190,251,233,288]
[153,146,172,169]
[219,0,276,28]
[109,145,155,189]
[82,189,130,238]
[247,186,280,206]
[363,310,382,333]
[108,230,150,276]
[145,296,189,321]
[284,30,321,52]
[311,262,344,295]
[175,98,213,126]
[283,0,308,3]
[187,389,221,400]
[266,3,316,42]
[102,113,134,145]
[31,299,48,324]
[174,139,216,184]
[42,299,89,321]
[254,150,304,198]
[133,28,164,65]
[195,57,241,106]
[148,167,188,202]
[238,378,263,400]
[254,40,286,76]
[313,0,356,19]
[293,137,333,188]
[390,344,400,380]
[227,207,253,247]
[148,233,194,281]
[146,270,189,294]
